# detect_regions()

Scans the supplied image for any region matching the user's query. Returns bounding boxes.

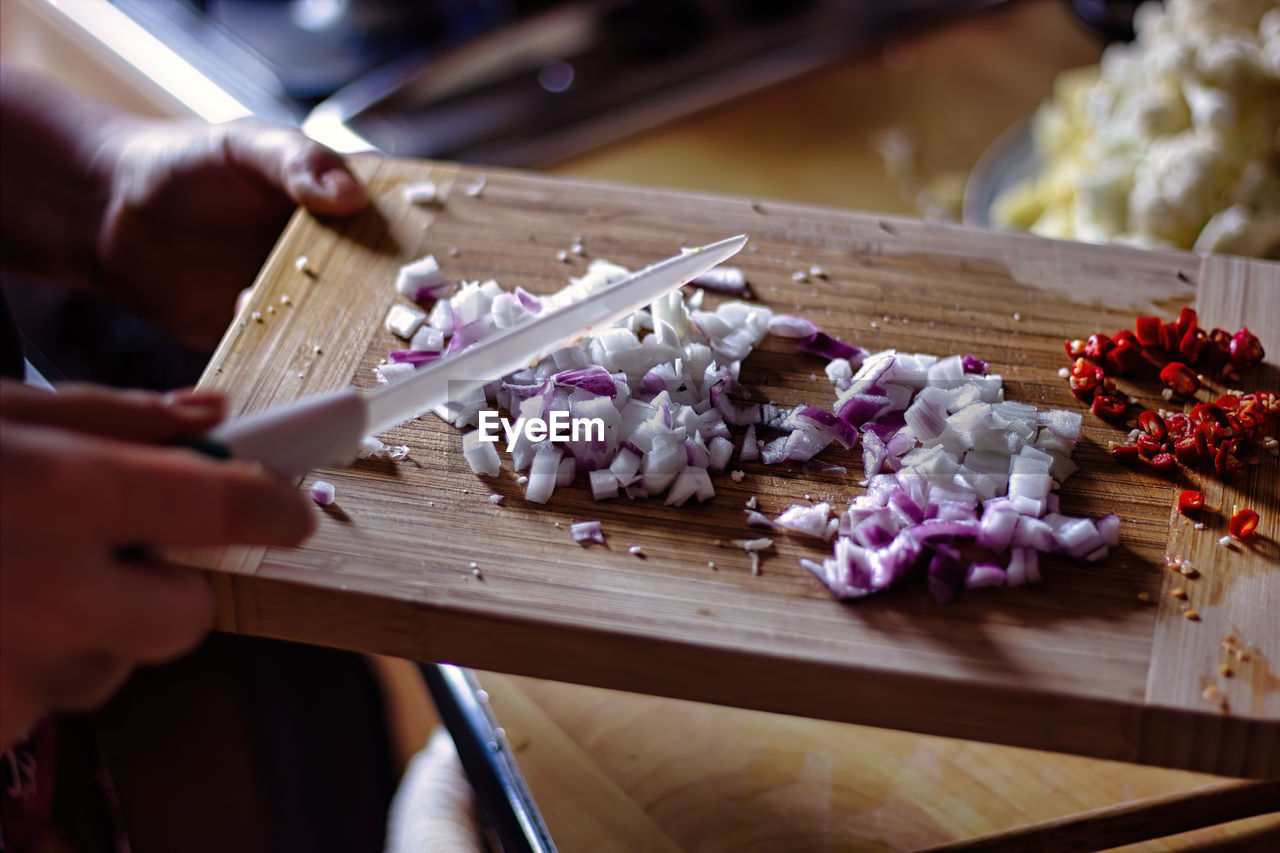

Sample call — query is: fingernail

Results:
[166,391,225,421]
[319,167,367,207]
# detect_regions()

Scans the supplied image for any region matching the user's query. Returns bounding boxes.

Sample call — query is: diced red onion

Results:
[690,266,747,293]
[389,350,443,368]
[796,331,865,365]
[768,315,819,339]
[570,520,606,545]
[310,480,336,506]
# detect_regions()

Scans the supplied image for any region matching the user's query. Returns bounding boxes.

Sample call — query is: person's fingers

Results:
[94,558,214,663]
[221,120,367,217]
[285,147,369,216]
[28,649,134,715]
[91,441,316,548]
[0,381,225,442]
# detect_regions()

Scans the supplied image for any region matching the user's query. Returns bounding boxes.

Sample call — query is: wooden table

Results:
[462,2,1280,849]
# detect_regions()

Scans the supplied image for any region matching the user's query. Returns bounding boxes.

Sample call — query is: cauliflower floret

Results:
[991,0,1280,259]
[1128,132,1231,246]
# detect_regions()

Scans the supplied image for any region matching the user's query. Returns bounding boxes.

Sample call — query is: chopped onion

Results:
[774,502,833,539]
[389,350,442,368]
[358,436,410,461]
[384,304,426,339]
[310,480,336,506]
[373,247,1116,603]
[462,430,500,476]
[689,265,747,293]
[570,520,606,546]
[396,254,451,302]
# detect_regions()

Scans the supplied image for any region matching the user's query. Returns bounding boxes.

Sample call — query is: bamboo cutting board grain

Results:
[187,157,1280,778]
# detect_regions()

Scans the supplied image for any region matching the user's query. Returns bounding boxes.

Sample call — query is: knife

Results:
[202,234,747,478]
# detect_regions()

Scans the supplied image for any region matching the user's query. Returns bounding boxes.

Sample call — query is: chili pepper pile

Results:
[1063,307,1277,476]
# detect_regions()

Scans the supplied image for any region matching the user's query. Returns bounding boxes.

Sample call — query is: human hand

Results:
[0,381,316,747]
[94,117,368,349]
[1,69,366,349]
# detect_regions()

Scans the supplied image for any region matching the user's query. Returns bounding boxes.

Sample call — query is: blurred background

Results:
[1,0,1100,218]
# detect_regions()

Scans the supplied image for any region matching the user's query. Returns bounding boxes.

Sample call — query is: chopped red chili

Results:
[1148,451,1176,472]
[1135,434,1163,458]
[1110,444,1141,463]
[1069,357,1104,402]
[1203,328,1233,371]
[1229,327,1264,370]
[1173,436,1201,465]
[1177,489,1205,516]
[1178,327,1206,363]
[1160,322,1180,352]
[1160,362,1200,396]
[1090,395,1127,421]
[1214,438,1242,477]
[1193,422,1214,458]
[1084,333,1114,360]
[1138,410,1168,442]
[1228,508,1259,540]
[1191,402,1229,429]
[1106,338,1145,375]
[1175,306,1198,338]
[1134,316,1162,347]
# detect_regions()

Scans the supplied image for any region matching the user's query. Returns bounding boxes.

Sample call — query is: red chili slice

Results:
[1148,451,1176,472]
[1191,402,1229,429]
[1090,395,1126,421]
[1113,329,1137,346]
[1084,333,1114,360]
[1110,444,1141,463]
[1065,338,1086,359]
[1177,489,1205,516]
[1135,316,1162,347]
[1214,438,1242,477]
[1229,327,1264,370]
[1175,306,1198,338]
[1160,362,1200,396]
[1193,422,1214,458]
[1202,328,1232,372]
[1069,357,1104,402]
[1135,434,1164,458]
[1179,327,1207,364]
[1106,338,1145,375]
[1138,410,1168,442]
[1173,436,1201,465]
[1160,322,1180,352]
[1228,508,1259,540]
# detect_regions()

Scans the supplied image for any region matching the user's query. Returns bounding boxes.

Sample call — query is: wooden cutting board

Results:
[186,156,1279,779]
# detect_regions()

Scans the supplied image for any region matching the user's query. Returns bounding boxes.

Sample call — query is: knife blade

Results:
[205,234,747,478]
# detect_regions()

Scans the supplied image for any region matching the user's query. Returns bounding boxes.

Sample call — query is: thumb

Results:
[221,120,368,217]
[0,381,226,443]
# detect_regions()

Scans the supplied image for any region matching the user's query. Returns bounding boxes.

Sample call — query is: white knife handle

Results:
[208,389,368,479]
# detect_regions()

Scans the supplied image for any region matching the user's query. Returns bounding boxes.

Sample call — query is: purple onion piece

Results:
[768,315,820,339]
[569,520,606,546]
[927,544,966,603]
[796,331,865,363]
[795,407,859,449]
[514,286,543,313]
[961,355,988,375]
[388,350,443,367]
[553,365,617,397]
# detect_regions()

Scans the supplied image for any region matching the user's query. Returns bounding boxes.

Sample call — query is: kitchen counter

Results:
[470,2,1280,850]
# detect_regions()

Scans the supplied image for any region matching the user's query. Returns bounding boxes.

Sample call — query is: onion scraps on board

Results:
[369,229,1122,602]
